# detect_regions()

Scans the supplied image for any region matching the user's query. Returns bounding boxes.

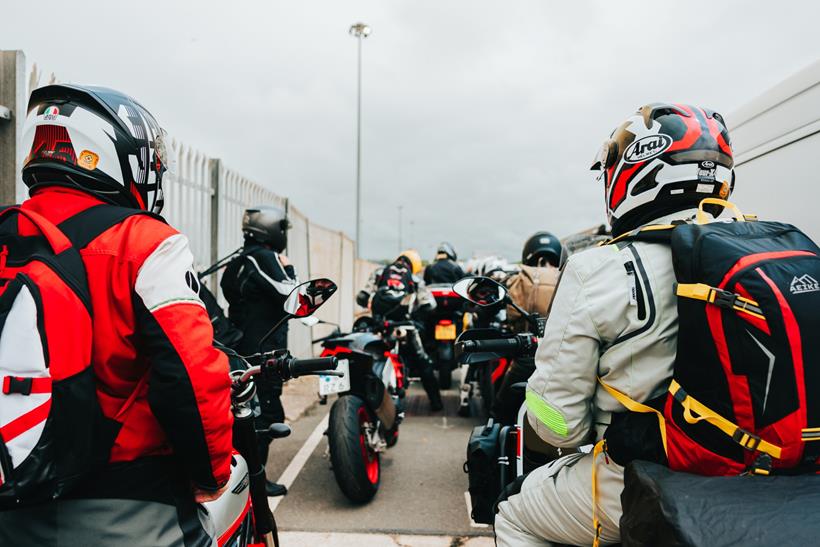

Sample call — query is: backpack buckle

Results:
[732,427,762,451]
[710,288,737,309]
[750,453,772,476]
[2,376,33,396]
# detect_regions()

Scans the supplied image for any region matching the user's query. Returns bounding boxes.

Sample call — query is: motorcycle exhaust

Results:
[364,375,397,430]
[374,387,397,431]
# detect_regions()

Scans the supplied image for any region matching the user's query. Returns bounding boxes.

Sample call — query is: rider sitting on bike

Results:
[490,231,563,426]
[0,84,233,545]
[423,242,464,284]
[495,103,737,546]
[368,250,444,411]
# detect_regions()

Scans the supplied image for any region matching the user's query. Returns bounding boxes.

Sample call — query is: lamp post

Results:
[349,22,371,258]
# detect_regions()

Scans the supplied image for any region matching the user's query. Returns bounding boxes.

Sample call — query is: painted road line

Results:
[269,411,330,513]
[464,491,490,528]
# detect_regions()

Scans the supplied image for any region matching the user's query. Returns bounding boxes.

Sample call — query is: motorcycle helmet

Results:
[242,205,291,252]
[436,242,457,261]
[522,231,564,268]
[475,256,510,280]
[591,103,734,236]
[22,84,170,213]
[397,249,422,274]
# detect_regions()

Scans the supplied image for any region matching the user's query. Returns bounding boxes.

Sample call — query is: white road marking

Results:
[269,411,330,513]
[464,491,490,528]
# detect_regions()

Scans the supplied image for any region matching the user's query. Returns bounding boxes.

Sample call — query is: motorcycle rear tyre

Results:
[329,395,380,503]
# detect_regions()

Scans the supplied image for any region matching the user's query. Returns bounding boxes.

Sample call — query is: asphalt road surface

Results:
[265,383,494,545]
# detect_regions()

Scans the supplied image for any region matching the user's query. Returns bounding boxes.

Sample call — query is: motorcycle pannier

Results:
[464,420,501,524]
[621,460,820,547]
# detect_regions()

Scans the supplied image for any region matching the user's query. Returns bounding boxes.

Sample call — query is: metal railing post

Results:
[0,50,25,205]
[209,157,221,290]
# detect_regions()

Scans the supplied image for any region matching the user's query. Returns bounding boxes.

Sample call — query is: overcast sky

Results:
[4,1,819,260]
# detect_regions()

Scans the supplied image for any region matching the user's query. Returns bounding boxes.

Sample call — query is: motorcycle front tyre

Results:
[329,395,380,503]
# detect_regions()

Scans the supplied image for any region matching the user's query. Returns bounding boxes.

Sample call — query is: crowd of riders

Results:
[1,79,818,547]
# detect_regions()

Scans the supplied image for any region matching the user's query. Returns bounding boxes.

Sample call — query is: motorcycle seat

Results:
[621,460,820,546]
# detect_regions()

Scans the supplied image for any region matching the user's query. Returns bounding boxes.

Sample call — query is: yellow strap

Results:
[696,198,746,225]
[597,377,668,455]
[604,224,675,246]
[676,283,766,321]
[669,380,783,459]
[591,439,606,547]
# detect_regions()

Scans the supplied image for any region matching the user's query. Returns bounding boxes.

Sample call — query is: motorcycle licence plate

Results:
[435,323,457,340]
[319,359,350,396]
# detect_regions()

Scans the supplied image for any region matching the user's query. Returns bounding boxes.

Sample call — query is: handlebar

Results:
[289,356,339,377]
[456,333,539,357]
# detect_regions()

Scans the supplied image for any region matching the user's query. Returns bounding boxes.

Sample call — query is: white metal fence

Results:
[3,50,378,358]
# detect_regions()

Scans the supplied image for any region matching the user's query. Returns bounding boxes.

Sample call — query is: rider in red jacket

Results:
[0,84,232,545]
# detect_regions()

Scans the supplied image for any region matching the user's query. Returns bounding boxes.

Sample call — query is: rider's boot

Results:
[420,365,444,411]
[266,480,288,497]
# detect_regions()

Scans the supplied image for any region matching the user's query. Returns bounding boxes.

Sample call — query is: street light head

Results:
[349,22,371,38]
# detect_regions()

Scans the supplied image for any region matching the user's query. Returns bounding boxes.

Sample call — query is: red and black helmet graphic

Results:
[592,103,735,236]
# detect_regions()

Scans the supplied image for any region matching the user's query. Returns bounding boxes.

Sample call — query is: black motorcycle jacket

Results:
[221,241,299,354]
[423,258,464,285]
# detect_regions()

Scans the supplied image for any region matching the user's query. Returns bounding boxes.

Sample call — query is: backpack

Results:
[505,265,559,333]
[602,199,820,476]
[372,261,414,318]
[0,204,152,506]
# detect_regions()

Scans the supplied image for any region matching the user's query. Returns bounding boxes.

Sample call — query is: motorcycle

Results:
[206,278,342,546]
[426,283,466,389]
[315,315,406,503]
[452,276,545,419]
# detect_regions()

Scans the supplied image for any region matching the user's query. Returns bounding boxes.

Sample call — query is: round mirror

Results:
[284,278,338,317]
[452,276,507,307]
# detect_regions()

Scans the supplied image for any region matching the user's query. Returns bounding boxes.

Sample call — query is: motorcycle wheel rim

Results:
[357,406,380,485]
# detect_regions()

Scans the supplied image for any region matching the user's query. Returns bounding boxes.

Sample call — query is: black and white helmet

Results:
[23,84,170,213]
[436,242,457,261]
[242,205,291,252]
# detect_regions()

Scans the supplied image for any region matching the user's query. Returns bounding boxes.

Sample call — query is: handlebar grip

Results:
[459,338,520,353]
[289,356,339,377]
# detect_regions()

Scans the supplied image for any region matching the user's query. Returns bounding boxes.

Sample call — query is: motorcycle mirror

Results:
[283,278,338,318]
[452,276,508,307]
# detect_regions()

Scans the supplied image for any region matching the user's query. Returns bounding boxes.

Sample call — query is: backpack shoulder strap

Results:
[57,204,164,250]
[604,224,677,248]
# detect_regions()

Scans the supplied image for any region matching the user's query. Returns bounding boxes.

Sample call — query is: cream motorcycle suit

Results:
[495,211,700,546]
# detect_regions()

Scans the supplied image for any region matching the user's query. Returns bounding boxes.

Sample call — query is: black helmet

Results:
[436,241,457,261]
[522,231,563,268]
[22,84,170,213]
[242,205,291,252]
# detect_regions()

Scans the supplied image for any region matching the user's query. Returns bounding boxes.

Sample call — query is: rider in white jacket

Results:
[495,103,737,546]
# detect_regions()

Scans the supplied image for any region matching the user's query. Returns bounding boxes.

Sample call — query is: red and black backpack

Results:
[0,204,151,506]
[603,199,820,476]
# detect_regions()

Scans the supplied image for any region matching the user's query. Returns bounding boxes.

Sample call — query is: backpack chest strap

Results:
[676,282,765,320]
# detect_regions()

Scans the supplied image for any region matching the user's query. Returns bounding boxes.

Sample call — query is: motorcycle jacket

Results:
[221,241,298,354]
[423,258,464,285]
[526,210,702,448]
[20,187,233,491]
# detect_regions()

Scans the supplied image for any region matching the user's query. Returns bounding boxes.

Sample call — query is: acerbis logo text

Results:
[623,134,673,164]
[790,274,820,295]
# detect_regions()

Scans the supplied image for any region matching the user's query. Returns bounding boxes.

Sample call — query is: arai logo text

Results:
[624,134,673,164]
[790,274,820,295]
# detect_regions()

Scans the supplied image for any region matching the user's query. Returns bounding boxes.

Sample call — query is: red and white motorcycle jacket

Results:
[20,187,232,490]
